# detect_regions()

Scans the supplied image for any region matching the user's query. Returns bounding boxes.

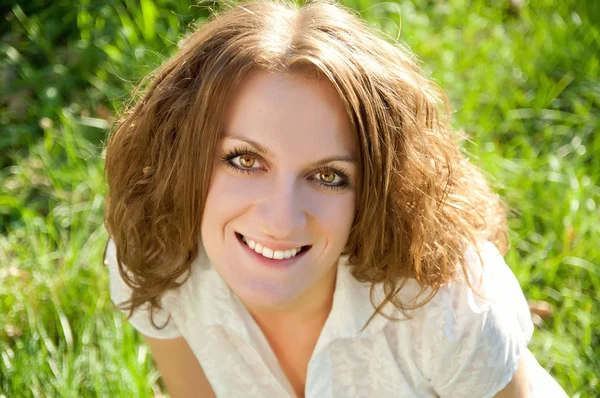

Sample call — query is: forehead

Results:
[221,70,356,156]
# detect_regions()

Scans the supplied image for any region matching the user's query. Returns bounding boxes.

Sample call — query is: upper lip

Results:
[236,232,310,251]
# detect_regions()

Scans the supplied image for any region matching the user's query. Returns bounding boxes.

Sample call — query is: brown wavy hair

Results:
[104,0,507,331]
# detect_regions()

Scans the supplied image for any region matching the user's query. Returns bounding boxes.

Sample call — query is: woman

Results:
[104,1,568,396]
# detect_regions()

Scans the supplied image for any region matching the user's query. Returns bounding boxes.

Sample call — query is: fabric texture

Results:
[105,239,568,398]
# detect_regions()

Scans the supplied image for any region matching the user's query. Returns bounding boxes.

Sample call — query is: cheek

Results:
[311,192,356,241]
[201,168,262,231]
[205,169,256,208]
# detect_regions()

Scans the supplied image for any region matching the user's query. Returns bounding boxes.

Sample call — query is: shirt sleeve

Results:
[420,241,534,398]
[105,238,182,339]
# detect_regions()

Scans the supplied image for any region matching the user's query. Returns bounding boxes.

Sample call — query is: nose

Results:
[254,175,308,240]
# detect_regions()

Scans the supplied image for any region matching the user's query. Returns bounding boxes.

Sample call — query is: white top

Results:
[105,239,568,398]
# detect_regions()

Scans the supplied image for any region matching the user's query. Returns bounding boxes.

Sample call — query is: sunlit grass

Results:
[0,0,598,396]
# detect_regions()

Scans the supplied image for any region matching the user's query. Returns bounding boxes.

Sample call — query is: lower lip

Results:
[236,233,309,269]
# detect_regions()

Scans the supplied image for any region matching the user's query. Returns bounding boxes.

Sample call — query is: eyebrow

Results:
[222,134,357,167]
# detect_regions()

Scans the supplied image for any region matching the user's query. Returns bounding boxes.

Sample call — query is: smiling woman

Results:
[201,71,357,320]
[103,0,568,397]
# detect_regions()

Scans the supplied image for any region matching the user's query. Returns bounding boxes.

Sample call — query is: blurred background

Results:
[0,0,598,396]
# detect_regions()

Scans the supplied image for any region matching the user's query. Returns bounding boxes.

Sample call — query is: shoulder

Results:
[431,241,532,335]
[104,238,183,339]
[400,242,534,398]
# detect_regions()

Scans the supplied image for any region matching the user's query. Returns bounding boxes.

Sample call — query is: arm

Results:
[143,335,217,398]
[424,243,538,398]
[493,356,530,398]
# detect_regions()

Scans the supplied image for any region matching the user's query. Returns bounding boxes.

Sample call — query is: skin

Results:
[196,69,530,398]
[200,69,358,335]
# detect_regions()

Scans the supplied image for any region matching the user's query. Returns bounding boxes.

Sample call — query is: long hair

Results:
[104,0,507,330]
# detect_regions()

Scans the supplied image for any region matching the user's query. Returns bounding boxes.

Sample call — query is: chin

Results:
[228,275,305,309]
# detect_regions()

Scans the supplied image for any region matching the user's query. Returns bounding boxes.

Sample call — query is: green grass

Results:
[1,0,598,396]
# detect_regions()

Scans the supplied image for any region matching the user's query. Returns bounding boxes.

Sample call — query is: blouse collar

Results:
[186,240,400,351]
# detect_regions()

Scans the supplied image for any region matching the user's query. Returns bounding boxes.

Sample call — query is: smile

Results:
[235,232,311,261]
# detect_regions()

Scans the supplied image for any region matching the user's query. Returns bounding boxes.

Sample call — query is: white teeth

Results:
[273,250,285,260]
[240,235,302,260]
[262,247,274,259]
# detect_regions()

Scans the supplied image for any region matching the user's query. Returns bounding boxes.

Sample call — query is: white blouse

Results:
[105,239,568,398]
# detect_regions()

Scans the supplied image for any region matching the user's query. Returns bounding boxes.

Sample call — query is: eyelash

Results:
[219,146,352,191]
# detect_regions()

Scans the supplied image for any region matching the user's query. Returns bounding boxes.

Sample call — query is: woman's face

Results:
[200,70,358,312]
